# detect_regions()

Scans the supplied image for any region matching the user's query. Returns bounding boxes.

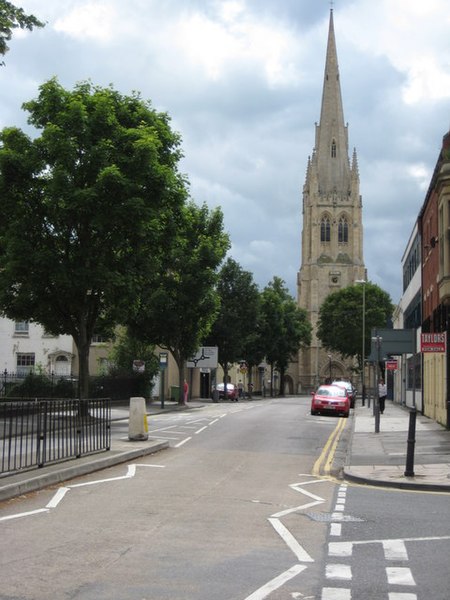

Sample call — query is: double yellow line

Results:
[312,417,348,477]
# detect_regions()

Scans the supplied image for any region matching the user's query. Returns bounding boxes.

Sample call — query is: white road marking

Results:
[46,487,70,508]
[326,563,352,580]
[244,564,307,600]
[69,464,136,487]
[0,508,49,521]
[383,540,408,561]
[386,567,416,586]
[388,594,417,600]
[195,426,208,434]
[322,587,351,599]
[330,523,342,536]
[268,518,314,562]
[329,541,353,557]
[174,437,192,447]
[273,500,324,518]
[334,503,345,512]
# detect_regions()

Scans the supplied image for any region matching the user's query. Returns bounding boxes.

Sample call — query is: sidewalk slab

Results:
[344,400,450,492]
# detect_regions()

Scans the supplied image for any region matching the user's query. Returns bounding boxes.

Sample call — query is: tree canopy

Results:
[205,257,260,388]
[129,201,229,401]
[260,277,311,395]
[0,78,188,397]
[316,282,393,367]
[0,1,44,64]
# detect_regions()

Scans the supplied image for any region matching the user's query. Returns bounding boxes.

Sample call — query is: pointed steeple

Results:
[315,9,350,194]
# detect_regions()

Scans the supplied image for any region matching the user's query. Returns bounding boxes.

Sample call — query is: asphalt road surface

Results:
[1,397,449,599]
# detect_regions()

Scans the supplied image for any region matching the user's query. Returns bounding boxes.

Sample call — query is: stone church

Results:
[289,9,366,393]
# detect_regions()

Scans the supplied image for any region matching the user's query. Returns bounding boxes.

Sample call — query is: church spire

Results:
[315,9,350,194]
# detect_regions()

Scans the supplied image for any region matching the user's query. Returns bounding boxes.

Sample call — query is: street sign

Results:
[368,328,416,361]
[421,332,446,353]
[159,352,168,369]
[386,359,398,370]
[186,346,218,368]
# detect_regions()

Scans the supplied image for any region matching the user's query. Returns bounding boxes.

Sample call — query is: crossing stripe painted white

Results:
[383,540,408,561]
[386,567,416,586]
[330,523,342,536]
[244,564,307,600]
[268,518,314,562]
[326,563,352,580]
[322,587,351,599]
[388,593,417,600]
[334,503,345,512]
[329,541,353,557]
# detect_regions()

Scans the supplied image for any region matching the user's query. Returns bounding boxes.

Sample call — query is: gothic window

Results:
[320,216,331,242]
[331,140,336,158]
[338,216,348,243]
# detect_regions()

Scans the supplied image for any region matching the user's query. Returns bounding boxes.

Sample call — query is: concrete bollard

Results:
[128,397,149,441]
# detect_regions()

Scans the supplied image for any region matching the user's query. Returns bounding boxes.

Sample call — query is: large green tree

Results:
[0,78,187,398]
[129,202,229,402]
[260,277,311,396]
[316,282,393,368]
[205,258,260,394]
[0,1,44,64]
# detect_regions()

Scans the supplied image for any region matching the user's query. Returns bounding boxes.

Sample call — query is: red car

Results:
[311,384,350,418]
[213,383,238,401]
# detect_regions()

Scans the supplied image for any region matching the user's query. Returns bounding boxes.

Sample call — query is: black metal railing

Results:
[0,398,111,476]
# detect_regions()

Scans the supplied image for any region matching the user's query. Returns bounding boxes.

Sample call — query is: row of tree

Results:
[0,4,393,399]
[0,76,312,400]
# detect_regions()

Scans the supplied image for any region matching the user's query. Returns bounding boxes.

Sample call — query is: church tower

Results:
[296,9,366,390]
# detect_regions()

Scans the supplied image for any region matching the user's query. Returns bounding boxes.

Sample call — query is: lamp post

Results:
[355,279,366,407]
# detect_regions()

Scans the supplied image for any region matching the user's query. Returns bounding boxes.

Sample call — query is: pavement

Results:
[344,398,450,492]
[1,397,450,504]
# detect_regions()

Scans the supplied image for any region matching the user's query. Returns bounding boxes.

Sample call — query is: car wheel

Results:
[311,409,316,415]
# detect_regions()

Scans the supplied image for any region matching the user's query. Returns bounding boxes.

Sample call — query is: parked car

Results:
[332,380,356,408]
[311,384,350,417]
[212,382,238,401]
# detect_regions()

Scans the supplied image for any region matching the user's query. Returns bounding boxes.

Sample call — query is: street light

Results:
[355,279,366,407]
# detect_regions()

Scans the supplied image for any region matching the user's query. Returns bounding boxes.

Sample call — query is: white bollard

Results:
[128,397,149,441]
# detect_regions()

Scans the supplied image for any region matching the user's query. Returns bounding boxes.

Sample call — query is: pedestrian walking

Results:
[378,379,387,414]
[183,379,189,404]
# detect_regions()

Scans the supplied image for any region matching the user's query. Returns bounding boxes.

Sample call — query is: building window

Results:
[331,140,336,158]
[16,353,35,376]
[14,321,29,335]
[91,334,108,344]
[320,216,331,242]
[338,217,348,243]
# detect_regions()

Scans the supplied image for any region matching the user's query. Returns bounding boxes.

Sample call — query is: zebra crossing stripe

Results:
[386,567,416,586]
[322,587,351,599]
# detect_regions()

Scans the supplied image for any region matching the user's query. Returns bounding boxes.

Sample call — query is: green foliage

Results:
[6,372,75,398]
[109,327,159,381]
[0,1,44,64]
[129,201,229,399]
[0,78,187,397]
[206,258,260,377]
[260,277,311,394]
[317,282,393,365]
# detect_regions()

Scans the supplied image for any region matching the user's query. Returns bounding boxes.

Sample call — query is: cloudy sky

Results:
[1,0,450,303]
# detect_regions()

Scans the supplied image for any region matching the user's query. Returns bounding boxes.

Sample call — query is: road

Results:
[1,397,450,599]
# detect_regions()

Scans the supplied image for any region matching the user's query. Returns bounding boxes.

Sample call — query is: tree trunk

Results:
[74,325,92,417]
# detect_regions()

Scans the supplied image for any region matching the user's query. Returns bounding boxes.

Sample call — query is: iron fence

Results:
[0,398,111,476]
